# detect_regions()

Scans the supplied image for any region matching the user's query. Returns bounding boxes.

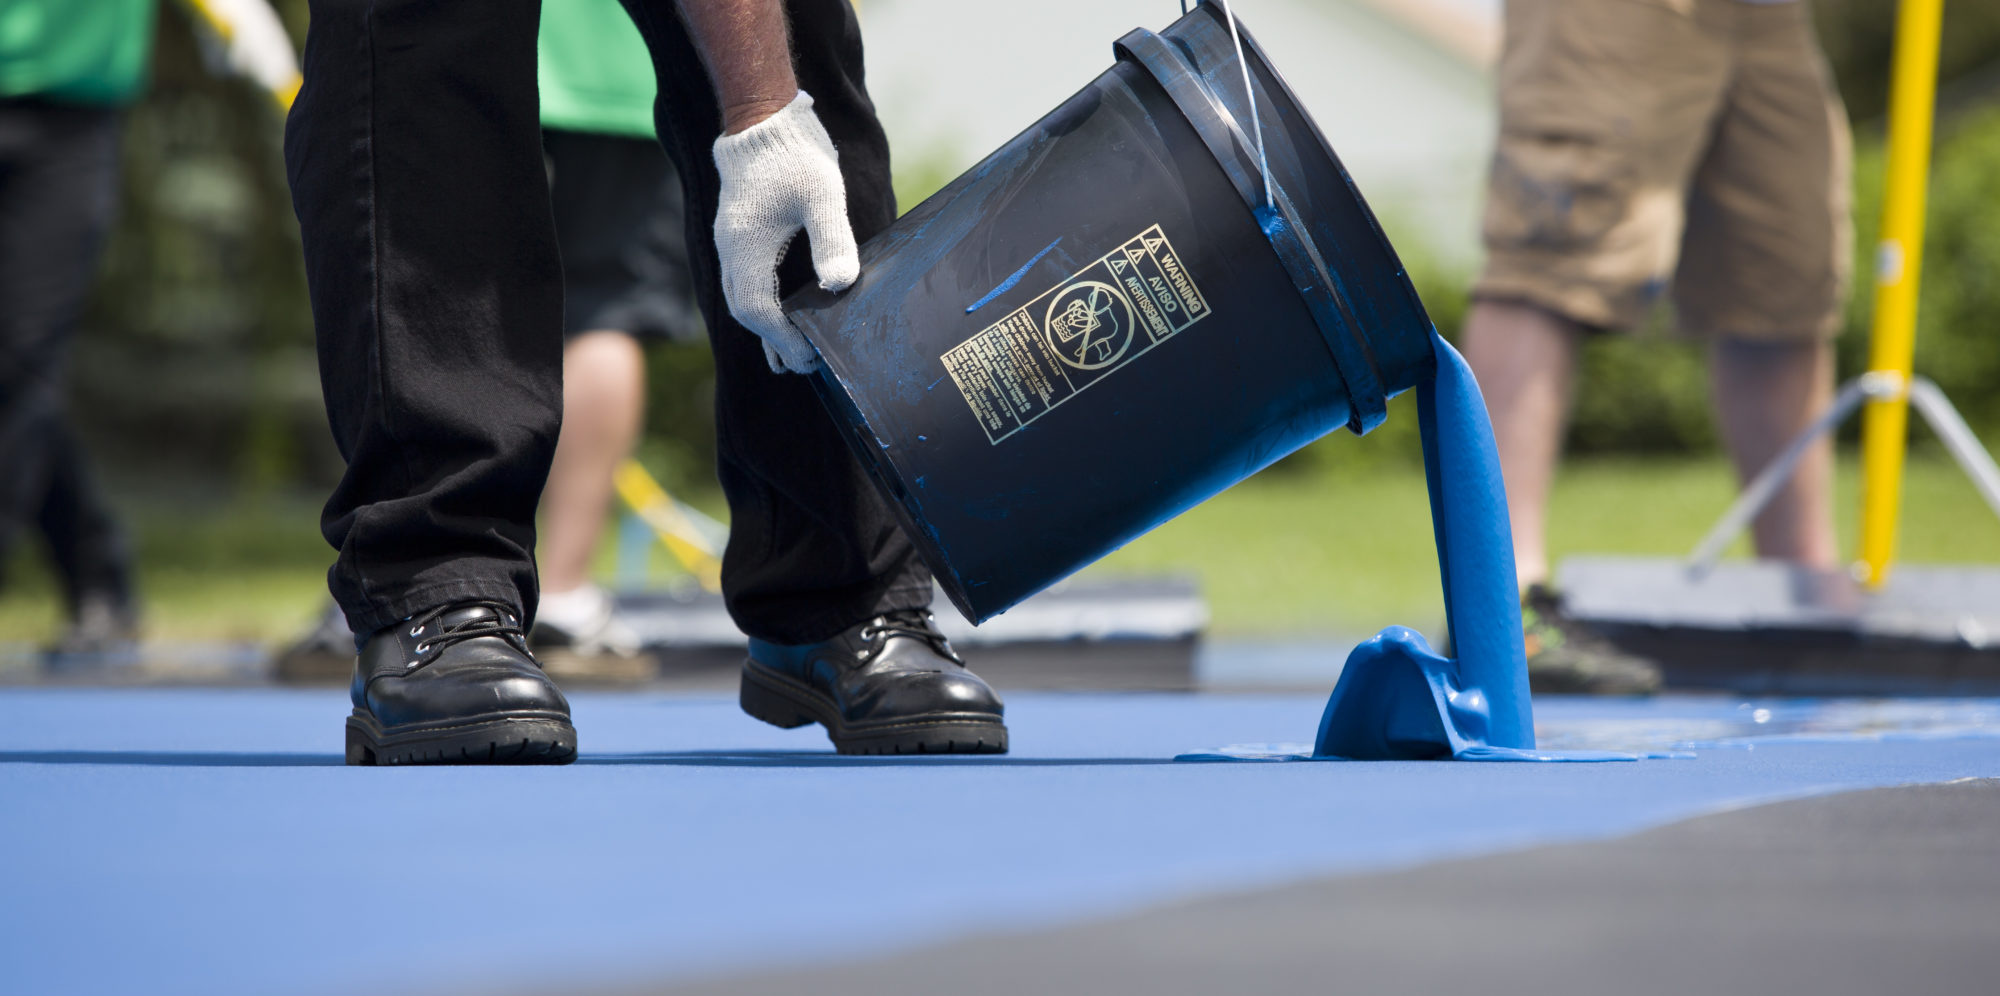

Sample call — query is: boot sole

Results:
[739,661,1008,756]
[345,709,577,766]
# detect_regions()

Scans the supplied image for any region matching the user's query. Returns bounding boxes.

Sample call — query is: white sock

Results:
[537,583,611,635]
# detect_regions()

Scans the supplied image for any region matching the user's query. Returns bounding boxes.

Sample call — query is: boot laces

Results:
[404,600,530,670]
[858,609,963,665]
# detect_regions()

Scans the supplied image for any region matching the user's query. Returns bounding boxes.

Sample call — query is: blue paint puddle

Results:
[1174,692,2000,762]
[1176,744,1691,763]
[1183,331,1667,763]
[964,236,1064,314]
[1533,696,2000,753]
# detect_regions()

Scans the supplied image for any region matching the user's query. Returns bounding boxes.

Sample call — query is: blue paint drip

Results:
[1183,331,1650,764]
[1255,203,1285,238]
[964,237,1063,314]
[1307,331,1631,761]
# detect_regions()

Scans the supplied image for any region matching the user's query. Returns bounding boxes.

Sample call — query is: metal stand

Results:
[1555,375,2000,696]
[1687,375,2000,577]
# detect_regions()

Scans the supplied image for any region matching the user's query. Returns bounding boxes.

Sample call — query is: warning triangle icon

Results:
[1109,257,1128,275]
[1124,247,1147,266]
[1143,237,1165,254]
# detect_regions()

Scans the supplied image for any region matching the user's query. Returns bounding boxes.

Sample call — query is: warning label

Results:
[942,224,1211,445]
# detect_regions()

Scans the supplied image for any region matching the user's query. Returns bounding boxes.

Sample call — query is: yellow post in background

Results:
[1858,0,1946,589]
[612,460,725,591]
[180,0,304,112]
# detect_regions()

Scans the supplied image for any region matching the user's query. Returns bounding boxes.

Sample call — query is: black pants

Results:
[0,99,135,617]
[284,0,930,643]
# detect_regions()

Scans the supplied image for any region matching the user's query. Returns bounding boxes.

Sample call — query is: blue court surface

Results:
[4,686,1998,995]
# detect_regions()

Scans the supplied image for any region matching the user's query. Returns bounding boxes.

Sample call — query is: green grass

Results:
[6,455,2000,645]
[1091,453,2000,636]
[0,492,332,645]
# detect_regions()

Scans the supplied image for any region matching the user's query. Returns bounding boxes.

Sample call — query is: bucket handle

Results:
[1215,0,1276,212]
[1173,0,1274,211]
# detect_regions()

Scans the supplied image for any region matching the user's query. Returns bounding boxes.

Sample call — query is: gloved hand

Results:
[712,90,860,375]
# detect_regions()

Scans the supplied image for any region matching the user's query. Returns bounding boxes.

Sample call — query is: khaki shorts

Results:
[1474,0,1852,340]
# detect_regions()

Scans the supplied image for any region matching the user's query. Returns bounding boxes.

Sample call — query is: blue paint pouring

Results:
[1182,333,1677,763]
[784,2,1683,763]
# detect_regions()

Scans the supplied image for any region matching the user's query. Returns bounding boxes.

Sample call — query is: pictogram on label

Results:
[940,224,1211,445]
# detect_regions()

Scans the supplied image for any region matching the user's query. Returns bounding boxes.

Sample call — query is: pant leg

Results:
[0,100,134,611]
[285,0,564,636]
[618,0,931,644]
[36,418,136,613]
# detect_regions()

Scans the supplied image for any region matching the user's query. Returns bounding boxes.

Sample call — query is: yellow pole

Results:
[612,460,725,591]
[1857,0,1946,589]
[180,0,304,112]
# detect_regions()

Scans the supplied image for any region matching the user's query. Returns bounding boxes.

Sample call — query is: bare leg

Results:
[539,331,646,595]
[1708,336,1838,569]
[1460,300,1584,590]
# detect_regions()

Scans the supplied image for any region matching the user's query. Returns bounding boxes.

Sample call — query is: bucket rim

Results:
[1118,13,1393,434]
[1187,0,1433,346]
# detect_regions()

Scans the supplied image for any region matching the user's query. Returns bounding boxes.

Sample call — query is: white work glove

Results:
[712,91,860,375]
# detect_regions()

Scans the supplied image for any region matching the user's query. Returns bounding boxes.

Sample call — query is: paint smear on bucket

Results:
[1181,331,1669,763]
[964,237,1063,314]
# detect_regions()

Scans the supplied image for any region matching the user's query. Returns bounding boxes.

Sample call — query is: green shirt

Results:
[539,0,657,139]
[0,0,158,105]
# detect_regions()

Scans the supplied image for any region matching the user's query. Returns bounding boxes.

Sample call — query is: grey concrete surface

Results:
[643,779,2000,996]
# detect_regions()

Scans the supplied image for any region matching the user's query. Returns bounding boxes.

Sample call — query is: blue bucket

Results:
[786,1,1437,623]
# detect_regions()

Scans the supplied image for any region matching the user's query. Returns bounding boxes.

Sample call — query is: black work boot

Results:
[741,609,1007,755]
[346,600,577,766]
[1522,585,1663,696]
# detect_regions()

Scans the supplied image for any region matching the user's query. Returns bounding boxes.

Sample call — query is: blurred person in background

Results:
[0,0,296,664]
[528,0,702,669]
[1462,0,1850,694]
